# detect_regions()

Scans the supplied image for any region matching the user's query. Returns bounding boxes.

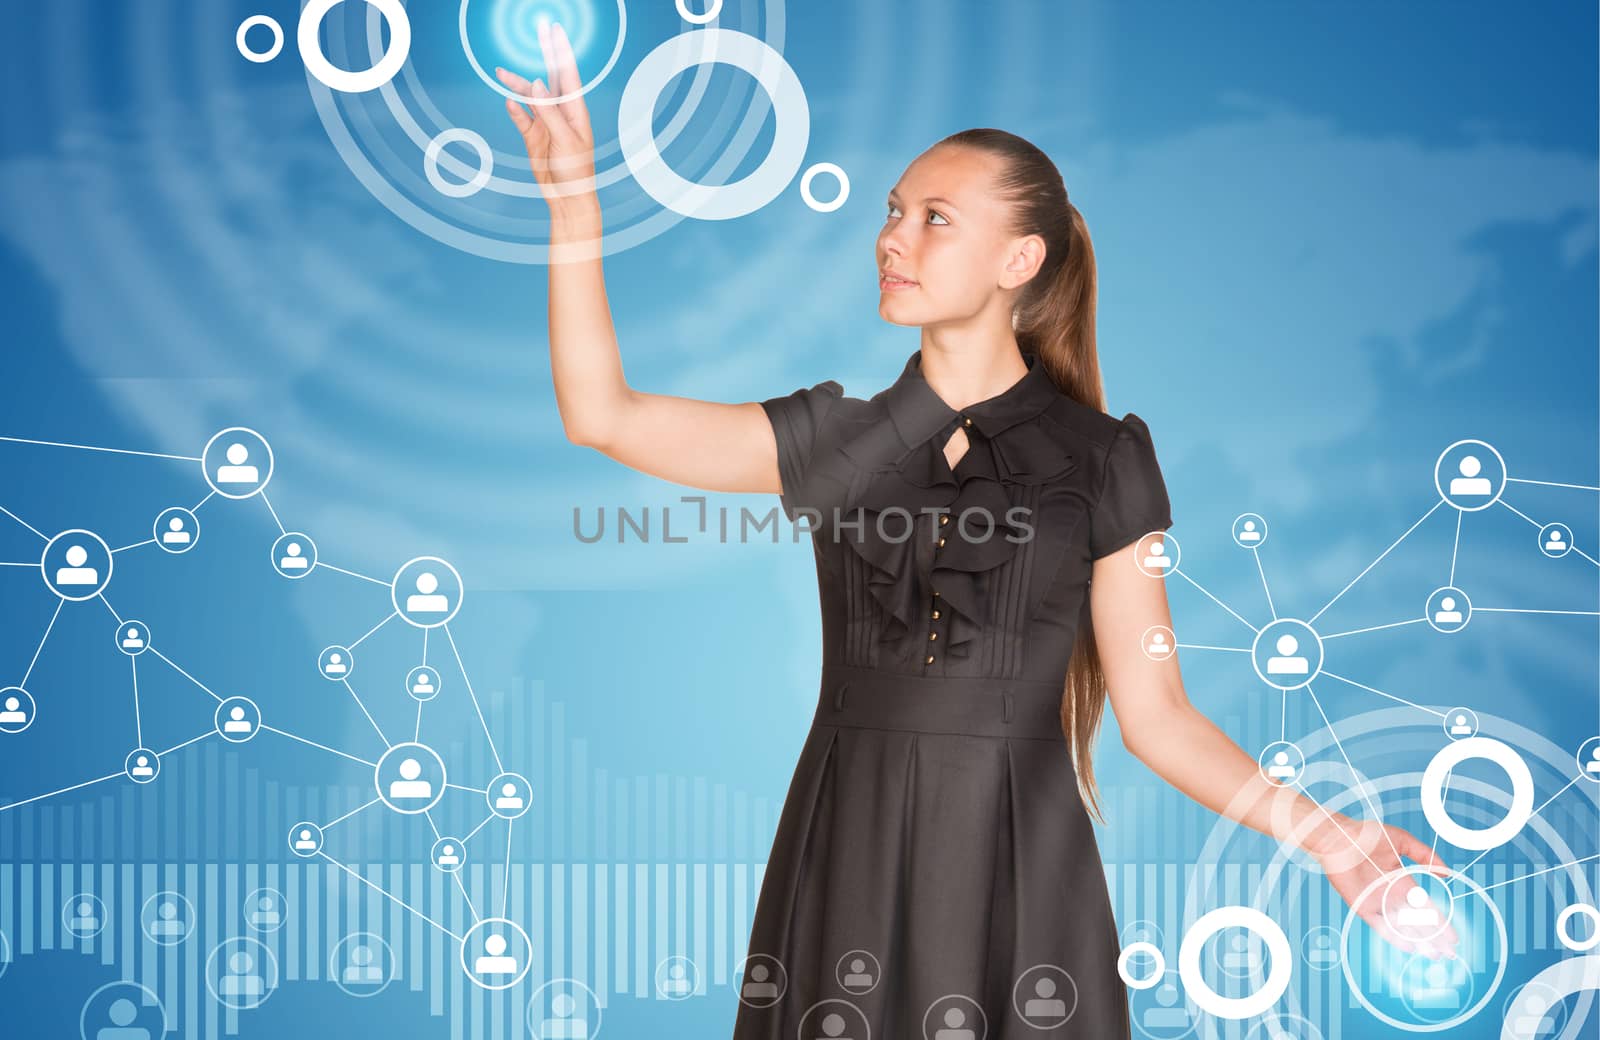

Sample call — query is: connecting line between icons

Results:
[1321,618,1429,640]
[111,539,156,555]
[445,783,488,795]
[1309,500,1443,626]
[0,433,200,462]
[0,771,126,813]
[348,611,398,651]
[454,869,482,922]
[148,647,225,704]
[1477,852,1600,894]
[1280,689,1286,743]
[1304,684,1406,867]
[414,700,424,743]
[130,655,143,749]
[444,624,505,775]
[1176,644,1250,653]
[1475,608,1600,617]
[1449,509,1462,587]
[1291,779,1386,876]
[1170,567,1258,634]
[191,489,216,513]
[258,491,287,536]
[21,599,62,688]
[260,724,378,768]
[500,820,514,919]
[320,796,383,832]
[1251,547,1277,621]
[340,678,392,748]
[0,503,47,541]
[316,851,464,943]
[1500,498,1600,567]
[1505,476,1600,492]
[98,593,124,626]
[156,732,214,758]
[461,813,496,847]
[314,562,391,587]
[1448,774,1588,893]
[1319,670,1446,719]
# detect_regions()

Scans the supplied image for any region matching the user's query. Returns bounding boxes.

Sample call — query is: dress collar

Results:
[883,348,1058,448]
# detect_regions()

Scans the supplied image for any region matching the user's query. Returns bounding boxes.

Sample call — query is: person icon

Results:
[1433,596,1463,624]
[279,542,309,570]
[1448,455,1491,496]
[1141,540,1172,571]
[412,671,435,695]
[151,900,183,937]
[814,1012,851,1039]
[130,754,154,778]
[1022,976,1067,1019]
[55,544,99,585]
[842,956,873,988]
[405,571,450,613]
[741,963,778,1000]
[342,944,383,984]
[1411,961,1461,1009]
[1545,527,1568,552]
[1143,982,1191,1029]
[495,782,524,811]
[96,997,150,1040]
[1511,993,1554,1035]
[220,950,264,998]
[1145,631,1171,658]
[1396,886,1441,928]
[71,899,101,934]
[1449,713,1474,736]
[662,961,690,995]
[248,894,280,928]
[389,758,433,800]
[0,696,27,725]
[539,991,591,1038]
[293,828,319,851]
[436,844,460,867]
[1223,932,1252,970]
[122,626,145,649]
[323,652,347,676]
[216,442,259,485]
[1587,746,1600,776]
[223,706,253,735]
[1309,931,1337,967]
[1238,519,1261,543]
[1265,633,1308,674]
[162,516,191,545]
[933,1005,976,1040]
[474,933,518,975]
[1267,751,1297,781]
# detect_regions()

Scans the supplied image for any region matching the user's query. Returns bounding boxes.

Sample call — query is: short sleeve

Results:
[1088,412,1174,560]
[760,379,844,522]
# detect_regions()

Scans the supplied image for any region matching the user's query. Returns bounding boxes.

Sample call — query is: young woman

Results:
[499,21,1458,1037]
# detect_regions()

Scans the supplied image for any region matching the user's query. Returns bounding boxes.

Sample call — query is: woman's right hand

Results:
[496,20,596,212]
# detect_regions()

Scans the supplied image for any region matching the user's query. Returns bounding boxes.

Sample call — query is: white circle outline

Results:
[675,0,724,24]
[79,980,166,1040]
[800,162,849,213]
[1420,736,1534,851]
[376,741,448,815]
[1424,584,1472,634]
[140,890,196,945]
[214,696,262,744]
[125,747,160,784]
[391,556,464,628]
[1300,925,1341,972]
[1232,512,1270,548]
[243,887,287,933]
[425,129,494,198]
[115,619,151,657]
[920,993,987,1040]
[487,771,532,819]
[407,665,441,702]
[1175,905,1292,1019]
[797,998,871,1040]
[1133,531,1181,577]
[1250,618,1324,691]
[1139,624,1176,662]
[0,930,10,981]
[835,948,882,994]
[1433,438,1506,512]
[1538,523,1574,558]
[205,936,278,1010]
[459,0,628,107]
[430,836,466,873]
[0,687,36,735]
[1397,948,1478,1024]
[153,507,200,554]
[654,954,700,999]
[1117,942,1165,990]
[330,931,395,997]
[1257,740,1305,788]
[270,532,318,579]
[526,977,605,1037]
[733,953,788,1007]
[1009,963,1079,1027]
[318,644,354,681]
[1441,706,1479,741]
[1380,867,1457,943]
[1556,904,1600,952]
[201,427,274,499]
[298,0,411,94]
[41,528,113,601]
[460,917,533,990]
[62,893,108,939]
[1576,736,1600,784]
[236,15,284,62]
[288,821,324,857]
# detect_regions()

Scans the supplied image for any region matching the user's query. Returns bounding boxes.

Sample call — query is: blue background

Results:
[0,1,1595,1037]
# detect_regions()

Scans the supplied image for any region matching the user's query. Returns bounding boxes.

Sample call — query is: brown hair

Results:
[935,128,1111,821]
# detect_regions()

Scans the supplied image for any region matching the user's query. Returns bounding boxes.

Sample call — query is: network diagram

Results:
[0,426,594,1032]
[1107,438,1600,1038]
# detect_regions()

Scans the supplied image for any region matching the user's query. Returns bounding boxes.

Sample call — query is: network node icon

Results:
[206,936,278,1010]
[153,507,200,554]
[1140,625,1176,662]
[656,955,702,1000]
[1538,523,1574,559]
[460,918,533,990]
[1251,618,1324,690]
[77,981,167,1040]
[202,427,274,500]
[331,932,395,998]
[375,742,447,814]
[115,620,151,657]
[1381,868,1456,944]
[1133,532,1180,577]
[287,822,324,857]
[392,556,464,628]
[1575,736,1600,784]
[487,772,533,819]
[318,645,355,680]
[1231,513,1269,549]
[406,665,442,701]
[140,891,196,946]
[0,687,37,735]
[1433,439,1506,512]
[430,836,466,872]
[214,697,261,743]
[63,893,108,939]
[1257,741,1306,787]
[1424,586,1473,634]
[40,529,113,601]
[124,748,160,784]
[271,532,318,578]
[527,978,606,1038]
[1442,707,1479,741]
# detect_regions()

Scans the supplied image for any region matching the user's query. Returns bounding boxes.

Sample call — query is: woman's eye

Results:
[886,203,900,218]
[928,210,948,225]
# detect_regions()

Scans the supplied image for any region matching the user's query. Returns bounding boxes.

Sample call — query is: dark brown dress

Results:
[735,348,1173,1039]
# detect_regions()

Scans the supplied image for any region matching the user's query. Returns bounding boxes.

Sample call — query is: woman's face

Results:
[876,146,1034,329]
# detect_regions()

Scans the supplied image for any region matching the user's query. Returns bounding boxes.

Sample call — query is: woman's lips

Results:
[880,274,918,291]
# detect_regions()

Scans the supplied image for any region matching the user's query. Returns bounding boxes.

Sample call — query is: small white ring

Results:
[236,16,284,63]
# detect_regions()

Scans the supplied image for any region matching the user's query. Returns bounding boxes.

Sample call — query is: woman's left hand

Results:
[1307,812,1460,960]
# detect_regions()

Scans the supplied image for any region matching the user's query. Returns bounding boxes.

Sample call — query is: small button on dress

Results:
[747,348,1173,1039]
